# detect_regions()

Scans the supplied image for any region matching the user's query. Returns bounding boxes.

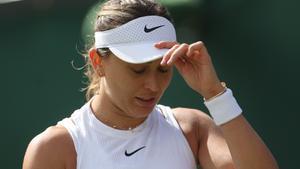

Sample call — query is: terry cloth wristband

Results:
[204,88,242,125]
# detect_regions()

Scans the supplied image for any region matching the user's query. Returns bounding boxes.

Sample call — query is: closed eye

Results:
[133,68,146,74]
[158,66,169,73]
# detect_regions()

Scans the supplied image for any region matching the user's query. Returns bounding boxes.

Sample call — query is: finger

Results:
[174,56,186,70]
[154,41,178,49]
[186,41,204,57]
[160,44,180,65]
[167,43,189,65]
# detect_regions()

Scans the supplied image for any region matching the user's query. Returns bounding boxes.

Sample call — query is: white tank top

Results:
[58,101,197,169]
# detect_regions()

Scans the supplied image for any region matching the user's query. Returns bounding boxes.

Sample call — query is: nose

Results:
[143,73,160,92]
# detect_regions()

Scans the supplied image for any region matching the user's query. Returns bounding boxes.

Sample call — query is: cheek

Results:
[104,70,137,100]
[159,71,173,90]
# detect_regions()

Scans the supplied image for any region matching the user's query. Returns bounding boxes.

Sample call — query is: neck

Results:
[90,93,147,130]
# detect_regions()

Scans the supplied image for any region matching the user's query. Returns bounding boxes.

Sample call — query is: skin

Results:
[89,52,173,129]
[23,41,279,169]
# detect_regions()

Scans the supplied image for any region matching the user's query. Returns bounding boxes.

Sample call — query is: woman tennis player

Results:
[23,0,279,169]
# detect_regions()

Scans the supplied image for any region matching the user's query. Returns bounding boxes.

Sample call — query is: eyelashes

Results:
[133,68,146,74]
[132,67,169,74]
[158,67,169,73]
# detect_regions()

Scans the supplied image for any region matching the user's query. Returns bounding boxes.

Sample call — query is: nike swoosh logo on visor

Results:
[144,25,165,33]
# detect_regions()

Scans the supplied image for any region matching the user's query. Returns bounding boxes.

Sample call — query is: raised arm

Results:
[219,114,278,169]
[155,41,279,169]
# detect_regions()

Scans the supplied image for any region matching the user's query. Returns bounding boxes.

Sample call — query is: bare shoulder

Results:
[172,107,234,168]
[172,107,215,132]
[23,125,76,169]
[171,107,216,158]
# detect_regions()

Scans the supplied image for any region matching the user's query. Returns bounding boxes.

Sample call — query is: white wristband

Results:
[204,88,242,125]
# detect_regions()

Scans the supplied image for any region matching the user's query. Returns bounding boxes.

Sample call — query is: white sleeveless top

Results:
[58,101,197,169]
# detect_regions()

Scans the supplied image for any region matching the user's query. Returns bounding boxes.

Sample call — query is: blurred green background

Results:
[0,0,299,168]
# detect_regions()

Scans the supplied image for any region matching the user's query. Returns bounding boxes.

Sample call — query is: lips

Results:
[135,96,157,108]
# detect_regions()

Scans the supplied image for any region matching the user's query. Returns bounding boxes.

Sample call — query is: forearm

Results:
[220,115,279,169]
[203,86,279,169]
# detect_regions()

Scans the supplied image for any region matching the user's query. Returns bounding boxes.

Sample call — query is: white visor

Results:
[94,16,177,64]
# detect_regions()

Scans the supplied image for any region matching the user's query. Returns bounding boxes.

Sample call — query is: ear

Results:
[89,48,105,76]
[89,48,102,68]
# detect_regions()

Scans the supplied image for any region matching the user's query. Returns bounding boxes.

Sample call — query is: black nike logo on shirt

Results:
[144,25,165,33]
[125,146,146,156]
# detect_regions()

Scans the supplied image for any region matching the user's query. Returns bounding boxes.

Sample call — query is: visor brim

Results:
[109,42,169,64]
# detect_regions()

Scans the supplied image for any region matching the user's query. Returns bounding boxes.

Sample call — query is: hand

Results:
[155,41,225,99]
